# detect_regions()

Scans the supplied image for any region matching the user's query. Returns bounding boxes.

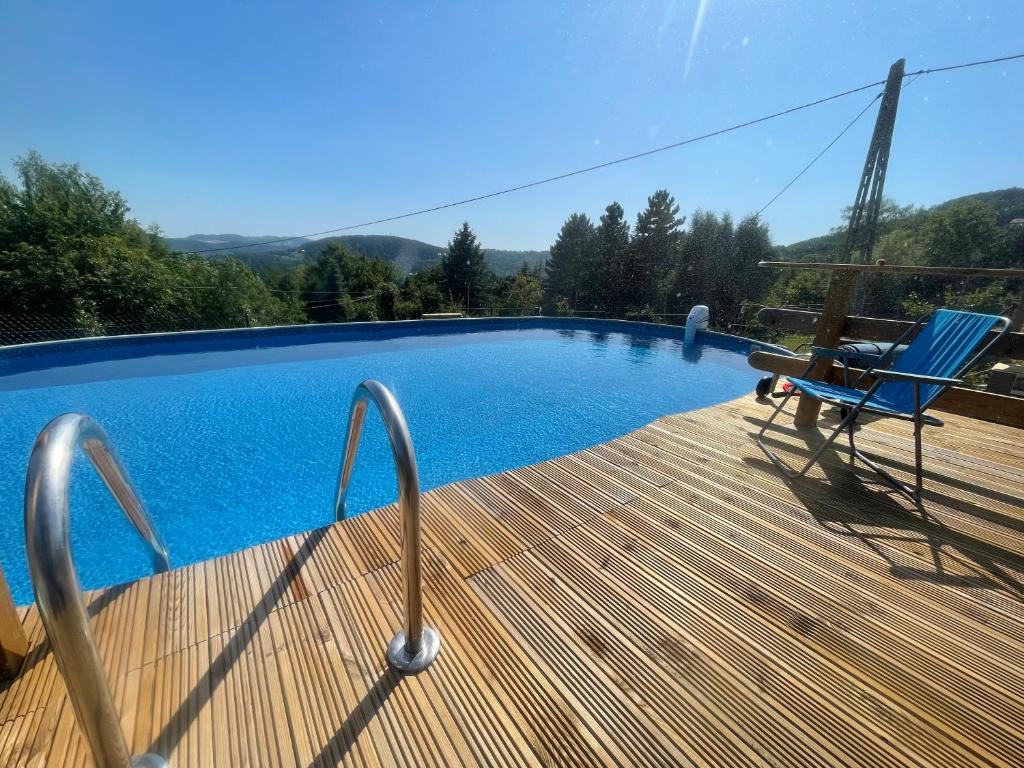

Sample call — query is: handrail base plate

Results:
[132,754,170,767]
[387,627,440,674]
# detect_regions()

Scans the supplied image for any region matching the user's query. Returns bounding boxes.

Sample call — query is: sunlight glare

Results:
[683,0,711,81]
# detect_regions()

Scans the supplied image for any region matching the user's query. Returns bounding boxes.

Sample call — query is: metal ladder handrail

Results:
[25,413,171,768]
[335,380,441,673]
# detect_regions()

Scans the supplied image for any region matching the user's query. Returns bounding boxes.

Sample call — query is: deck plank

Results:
[2,395,1022,766]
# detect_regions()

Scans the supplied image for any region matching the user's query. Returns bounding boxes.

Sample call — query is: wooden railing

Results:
[751,262,1024,429]
[757,308,1024,359]
[758,260,1024,279]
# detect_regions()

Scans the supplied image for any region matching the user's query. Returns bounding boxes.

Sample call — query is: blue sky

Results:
[1,1,1021,249]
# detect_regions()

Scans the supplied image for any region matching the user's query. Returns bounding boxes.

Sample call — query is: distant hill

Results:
[165,232,547,277]
[774,232,842,262]
[163,234,311,256]
[933,187,1024,225]
[299,235,443,274]
[776,186,1024,260]
[483,249,548,275]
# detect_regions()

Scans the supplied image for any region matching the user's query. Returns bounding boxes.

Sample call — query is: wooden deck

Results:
[2,395,1023,766]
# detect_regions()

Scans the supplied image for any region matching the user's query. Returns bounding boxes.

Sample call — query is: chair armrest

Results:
[872,370,962,387]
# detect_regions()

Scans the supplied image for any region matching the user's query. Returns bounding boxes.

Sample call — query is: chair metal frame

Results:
[756,310,1012,502]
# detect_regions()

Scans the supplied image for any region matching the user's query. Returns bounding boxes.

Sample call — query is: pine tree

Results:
[674,211,772,326]
[545,212,597,307]
[596,202,631,313]
[306,244,351,322]
[726,214,772,324]
[441,222,488,309]
[629,190,684,310]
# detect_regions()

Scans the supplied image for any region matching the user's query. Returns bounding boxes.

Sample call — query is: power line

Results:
[911,52,1024,75]
[753,58,945,216]
[188,52,1024,255]
[303,293,376,309]
[901,71,924,90]
[190,81,890,254]
[757,94,881,216]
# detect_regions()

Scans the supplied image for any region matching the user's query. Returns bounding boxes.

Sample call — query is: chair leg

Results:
[756,389,798,475]
[913,412,924,499]
[757,392,859,481]
[847,410,857,462]
[758,383,926,504]
[756,389,810,478]
[848,421,922,503]
[913,384,924,500]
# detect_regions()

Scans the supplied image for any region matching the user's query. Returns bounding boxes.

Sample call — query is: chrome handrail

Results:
[335,380,441,673]
[25,413,171,768]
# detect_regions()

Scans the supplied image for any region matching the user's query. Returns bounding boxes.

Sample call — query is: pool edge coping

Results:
[0,316,793,373]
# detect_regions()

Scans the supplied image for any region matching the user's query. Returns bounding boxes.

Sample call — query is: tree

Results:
[0,152,300,341]
[502,272,543,313]
[675,209,724,312]
[672,211,771,326]
[765,270,830,310]
[921,199,1003,268]
[441,222,488,309]
[1004,223,1024,268]
[0,150,130,253]
[376,281,400,320]
[304,245,352,322]
[398,264,448,318]
[628,190,684,310]
[200,258,301,328]
[518,259,543,280]
[722,214,773,324]
[302,242,401,322]
[596,202,631,312]
[545,213,596,307]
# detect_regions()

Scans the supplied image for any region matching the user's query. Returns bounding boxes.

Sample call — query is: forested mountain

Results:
[776,187,1024,261]
[165,233,548,277]
[934,188,1024,225]
[483,249,548,275]
[168,187,1024,278]
[163,234,311,255]
[767,187,1023,323]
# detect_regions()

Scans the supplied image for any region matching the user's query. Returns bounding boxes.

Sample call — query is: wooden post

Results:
[1012,284,1024,330]
[0,564,27,681]
[793,268,860,428]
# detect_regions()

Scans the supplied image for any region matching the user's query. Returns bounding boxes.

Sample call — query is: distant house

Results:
[1010,217,1024,227]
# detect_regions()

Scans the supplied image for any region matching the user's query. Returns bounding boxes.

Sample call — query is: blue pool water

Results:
[0,319,765,604]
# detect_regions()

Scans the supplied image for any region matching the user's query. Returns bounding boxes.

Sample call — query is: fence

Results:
[0,311,285,347]
[0,304,803,347]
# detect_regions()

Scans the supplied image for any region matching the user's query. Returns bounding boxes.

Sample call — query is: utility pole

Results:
[843,58,906,264]
[793,58,906,428]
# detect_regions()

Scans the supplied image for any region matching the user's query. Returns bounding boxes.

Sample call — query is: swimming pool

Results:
[1,318,770,604]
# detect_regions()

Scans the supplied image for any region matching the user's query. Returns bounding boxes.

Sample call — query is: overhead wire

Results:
[164,52,1021,255]
[190,81,894,254]
[756,94,881,216]
[755,66,927,215]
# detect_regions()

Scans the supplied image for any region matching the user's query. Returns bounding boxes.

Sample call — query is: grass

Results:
[777,333,814,352]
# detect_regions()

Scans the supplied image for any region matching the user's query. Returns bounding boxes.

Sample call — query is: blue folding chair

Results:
[757,309,1013,502]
